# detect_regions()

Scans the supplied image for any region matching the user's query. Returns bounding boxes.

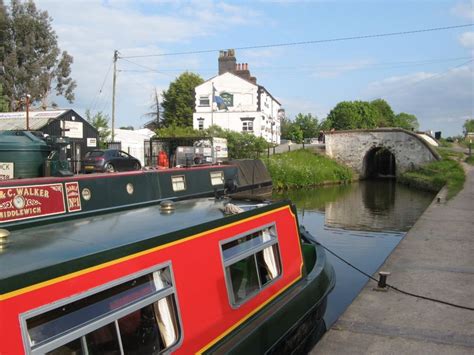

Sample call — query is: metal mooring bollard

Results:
[374,271,391,292]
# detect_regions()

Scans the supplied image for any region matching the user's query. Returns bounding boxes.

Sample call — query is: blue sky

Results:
[34,0,473,136]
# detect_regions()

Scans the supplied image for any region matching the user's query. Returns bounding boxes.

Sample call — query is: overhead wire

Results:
[119,57,173,77]
[89,59,114,112]
[120,24,473,59]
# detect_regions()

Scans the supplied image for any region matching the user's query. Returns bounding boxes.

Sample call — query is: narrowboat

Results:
[0,167,334,354]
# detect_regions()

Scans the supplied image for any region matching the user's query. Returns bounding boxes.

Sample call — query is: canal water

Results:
[273,180,435,327]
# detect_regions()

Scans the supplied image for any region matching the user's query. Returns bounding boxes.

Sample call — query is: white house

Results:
[193,50,282,144]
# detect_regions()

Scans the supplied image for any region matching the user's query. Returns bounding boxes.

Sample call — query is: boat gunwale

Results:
[0,199,292,297]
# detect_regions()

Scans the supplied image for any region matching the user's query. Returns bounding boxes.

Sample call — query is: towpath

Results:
[312,163,474,354]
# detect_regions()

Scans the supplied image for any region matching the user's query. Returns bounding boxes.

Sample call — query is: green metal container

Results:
[0,131,52,178]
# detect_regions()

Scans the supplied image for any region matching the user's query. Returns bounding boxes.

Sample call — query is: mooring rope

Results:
[319,243,474,311]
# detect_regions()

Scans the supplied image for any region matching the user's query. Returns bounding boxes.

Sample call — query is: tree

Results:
[394,112,419,131]
[143,88,163,130]
[155,123,200,138]
[86,110,110,148]
[287,124,303,143]
[293,113,319,139]
[463,119,474,135]
[326,101,377,130]
[0,83,8,112]
[161,72,203,127]
[279,116,292,139]
[202,125,267,159]
[0,0,76,110]
[370,99,395,127]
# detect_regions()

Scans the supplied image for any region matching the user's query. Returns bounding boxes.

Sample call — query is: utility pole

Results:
[111,50,119,142]
[25,94,31,130]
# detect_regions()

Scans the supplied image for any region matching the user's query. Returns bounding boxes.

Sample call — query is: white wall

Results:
[193,72,281,144]
[114,128,155,166]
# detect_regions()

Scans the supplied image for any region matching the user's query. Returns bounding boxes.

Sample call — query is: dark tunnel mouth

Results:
[364,147,396,179]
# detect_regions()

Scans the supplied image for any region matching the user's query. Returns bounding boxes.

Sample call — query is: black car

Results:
[83,149,141,173]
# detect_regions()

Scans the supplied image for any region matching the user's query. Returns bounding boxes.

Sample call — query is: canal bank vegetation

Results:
[263,150,353,190]
[399,149,465,199]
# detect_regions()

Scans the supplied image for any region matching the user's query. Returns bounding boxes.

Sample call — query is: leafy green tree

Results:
[394,112,419,131]
[0,0,76,110]
[326,101,377,130]
[370,99,395,127]
[0,83,8,112]
[222,131,268,159]
[463,119,474,135]
[294,113,319,138]
[287,124,303,143]
[202,125,267,159]
[279,116,292,139]
[155,123,200,138]
[86,110,110,148]
[161,72,203,127]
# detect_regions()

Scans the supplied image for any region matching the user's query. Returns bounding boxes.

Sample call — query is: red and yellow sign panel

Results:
[0,183,66,223]
[65,182,82,212]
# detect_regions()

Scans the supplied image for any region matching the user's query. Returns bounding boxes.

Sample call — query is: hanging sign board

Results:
[87,138,97,147]
[64,121,83,139]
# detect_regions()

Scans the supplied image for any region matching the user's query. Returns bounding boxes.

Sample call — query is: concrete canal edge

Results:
[311,163,474,354]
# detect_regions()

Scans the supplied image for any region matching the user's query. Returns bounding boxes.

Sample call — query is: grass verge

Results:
[466,155,474,165]
[399,149,465,199]
[263,149,353,190]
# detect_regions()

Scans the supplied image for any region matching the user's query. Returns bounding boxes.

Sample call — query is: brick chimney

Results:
[234,62,257,83]
[218,49,236,75]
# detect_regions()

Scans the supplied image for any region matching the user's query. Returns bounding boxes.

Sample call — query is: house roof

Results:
[0,110,68,130]
[258,85,281,106]
[198,71,258,88]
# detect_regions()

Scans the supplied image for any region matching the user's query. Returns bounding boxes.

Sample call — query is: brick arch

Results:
[324,129,440,178]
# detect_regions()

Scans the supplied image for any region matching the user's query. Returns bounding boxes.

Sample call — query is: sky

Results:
[29,0,474,137]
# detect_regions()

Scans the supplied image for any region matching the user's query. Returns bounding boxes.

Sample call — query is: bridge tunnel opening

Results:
[364,147,396,179]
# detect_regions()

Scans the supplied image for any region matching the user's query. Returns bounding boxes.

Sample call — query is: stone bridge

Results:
[325,129,440,178]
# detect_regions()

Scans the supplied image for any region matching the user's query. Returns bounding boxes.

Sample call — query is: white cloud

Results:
[364,63,474,136]
[33,0,261,127]
[451,1,474,20]
[459,31,474,48]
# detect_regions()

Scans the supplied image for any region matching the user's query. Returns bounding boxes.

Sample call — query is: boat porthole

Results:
[81,188,92,201]
[126,183,134,195]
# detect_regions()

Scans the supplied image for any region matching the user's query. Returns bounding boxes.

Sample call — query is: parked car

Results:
[83,149,141,173]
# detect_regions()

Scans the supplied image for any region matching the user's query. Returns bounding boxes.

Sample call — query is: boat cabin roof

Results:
[0,197,282,295]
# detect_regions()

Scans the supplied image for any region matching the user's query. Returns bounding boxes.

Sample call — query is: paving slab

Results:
[312,163,474,354]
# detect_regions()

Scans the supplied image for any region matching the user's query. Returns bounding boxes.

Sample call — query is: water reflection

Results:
[273,180,435,327]
[275,180,434,232]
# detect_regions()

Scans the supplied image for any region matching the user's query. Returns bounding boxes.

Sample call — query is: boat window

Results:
[24,266,181,354]
[171,175,186,192]
[210,171,224,186]
[221,225,282,306]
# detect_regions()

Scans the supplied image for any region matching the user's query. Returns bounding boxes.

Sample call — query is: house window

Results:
[210,171,224,186]
[199,96,210,107]
[242,120,254,132]
[171,175,186,191]
[198,118,204,130]
[23,265,181,354]
[220,92,233,107]
[221,225,282,306]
